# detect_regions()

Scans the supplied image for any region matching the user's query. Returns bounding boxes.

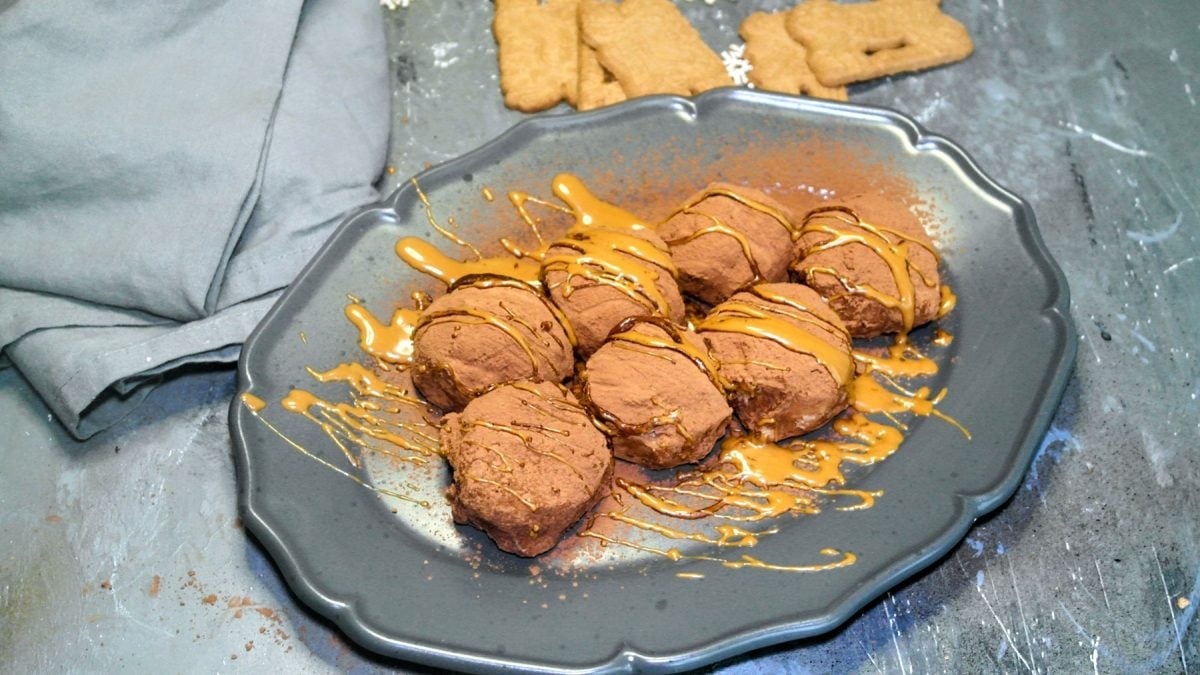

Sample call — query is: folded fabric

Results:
[0,0,391,438]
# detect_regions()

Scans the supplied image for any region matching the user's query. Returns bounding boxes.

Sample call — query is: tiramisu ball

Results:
[411,275,574,411]
[541,225,685,355]
[792,204,941,338]
[441,381,613,557]
[581,317,732,469]
[698,283,854,440]
[658,183,796,305]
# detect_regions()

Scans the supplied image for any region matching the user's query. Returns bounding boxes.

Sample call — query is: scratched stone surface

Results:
[2,0,1197,672]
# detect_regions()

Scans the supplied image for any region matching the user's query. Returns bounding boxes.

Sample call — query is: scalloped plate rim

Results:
[231,89,1076,673]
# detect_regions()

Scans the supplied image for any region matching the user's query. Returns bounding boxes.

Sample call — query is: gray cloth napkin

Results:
[0,0,391,438]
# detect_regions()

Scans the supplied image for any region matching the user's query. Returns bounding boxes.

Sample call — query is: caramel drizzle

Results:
[852,342,938,379]
[697,286,854,388]
[413,177,482,259]
[462,419,588,485]
[345,304,421,365]
[281,388,438,466]
[244,408,430,508]
[538,174,680,317]
[395,236,541,287]
[458,383,593,513]
[580,528,856,573]
[666,185,796,237]
[264,176,970,576]
[307,362,434,419]
[663,213,763,285]
[576,316,727,457]
[584,305,968,568]
[468,475,538,511]
[660,185,796,286]
[607,316,727,392]
[937,284,958,319]
[453,274,578,349]
[798,206,940,336]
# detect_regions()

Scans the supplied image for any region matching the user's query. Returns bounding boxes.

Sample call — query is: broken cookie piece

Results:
[580,0,732,98]
[785,0,973,87]
[739,11,847,100]
[494,0,582,112]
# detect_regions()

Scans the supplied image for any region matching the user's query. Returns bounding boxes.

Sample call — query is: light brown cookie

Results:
[739,11,847,101]
[578,42,628,110]
[580,0,733,98]
[493,0,581,112]
[785,0,973,87]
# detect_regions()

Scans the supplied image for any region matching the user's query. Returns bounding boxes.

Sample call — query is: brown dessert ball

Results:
[541,226,685,355]
[792,204,941,338]
[441,381,613,557]
[658,183,796,305]
[581,318,732,469]
[411,276,574,412]
[698,283,854,441]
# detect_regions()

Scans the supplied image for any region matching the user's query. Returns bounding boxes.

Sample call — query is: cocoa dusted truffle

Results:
[792,205,941,338]
[411,275,574,411]
[698,283,854,440]
[581,317,732,469]
[541,226,685,356]
[658,183,796,305]
[441,381,613,557]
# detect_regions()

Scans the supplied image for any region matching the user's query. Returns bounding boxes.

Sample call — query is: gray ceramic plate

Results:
[231,90,1075,673]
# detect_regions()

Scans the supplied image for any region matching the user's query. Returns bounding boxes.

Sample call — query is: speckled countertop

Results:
[2,1,1197,672]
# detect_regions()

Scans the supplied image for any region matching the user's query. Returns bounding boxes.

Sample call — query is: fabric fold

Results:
[0,0,391,439]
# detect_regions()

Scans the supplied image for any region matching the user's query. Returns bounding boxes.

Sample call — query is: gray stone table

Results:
[2,0,1197,672]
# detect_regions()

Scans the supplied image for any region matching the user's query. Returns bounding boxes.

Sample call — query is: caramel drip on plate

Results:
[307,362,432,415]
[933,329,954,347]
[850,373,970,439]
[345,304,420,365]
[240,393,266,413]
[248,412,430,508]
[697,288,853,387]
[937,284,958,319]
[412,177,482,259]
[281,389,438,466]
[396,237,541,288]
[580,527,855,573]
[798,206,940,336]
[852,341,938,379]
[506,191,568,249]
